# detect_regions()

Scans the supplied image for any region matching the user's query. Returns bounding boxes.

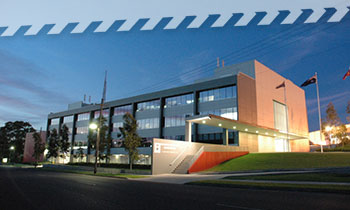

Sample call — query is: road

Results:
[0,167,349,210]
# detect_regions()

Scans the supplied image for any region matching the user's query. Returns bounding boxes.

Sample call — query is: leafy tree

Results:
[47,129,60,160]
[77,146,85,162]
[32,131,45,166]
[119,113,141,170]
[0,121,35,162]
[0,127,10,161]
[346,101,350,123]
[88,117,110,163]
[334,124,349,149]
[59,124,70,159]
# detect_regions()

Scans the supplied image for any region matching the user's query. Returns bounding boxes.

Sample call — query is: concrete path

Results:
[135,170,315,184]
[224,179,350,186]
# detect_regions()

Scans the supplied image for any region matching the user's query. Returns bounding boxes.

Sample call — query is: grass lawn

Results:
[207,153,350,172]
[188,180,350,194]
[224,172,350,183]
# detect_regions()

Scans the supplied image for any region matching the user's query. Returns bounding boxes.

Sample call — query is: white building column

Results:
[185,121,192,142]
[223,128,229,145]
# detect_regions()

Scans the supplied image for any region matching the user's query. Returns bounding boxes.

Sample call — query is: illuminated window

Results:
[63,116,73,123]
[137,118,159,130]
[164,113,192,127]
[76,127,89,134]
[137,100,160,112]
[164,94,194,108]
[114,105,132,116]
[199,86,236,103]
[77,113,90,121]
[51,118,59,125]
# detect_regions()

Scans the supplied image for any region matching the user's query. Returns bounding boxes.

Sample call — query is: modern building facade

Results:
[47,60,310,163]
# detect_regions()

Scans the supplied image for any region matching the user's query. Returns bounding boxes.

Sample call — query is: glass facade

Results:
[137,100,160,112]
[164,93,194,108]
[137,118,159,130]
[200,107,237,120]
[164,113,192,127]
[51,118,59,125]
[94,109,109,119]
[114,105,132,116]
[197,131,239,145]
[76,127,89,134]
[199,86,236,103]
[63,116,73,123]
[77,112,90,121]
[113,122,123,132]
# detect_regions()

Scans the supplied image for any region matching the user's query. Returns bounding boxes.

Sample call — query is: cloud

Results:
[307,91,350,107]
[0,49,73,104]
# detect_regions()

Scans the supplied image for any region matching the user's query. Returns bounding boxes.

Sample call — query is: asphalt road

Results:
[0,167,349,210]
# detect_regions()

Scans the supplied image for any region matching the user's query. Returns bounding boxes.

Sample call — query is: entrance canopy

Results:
[185,114,307,142]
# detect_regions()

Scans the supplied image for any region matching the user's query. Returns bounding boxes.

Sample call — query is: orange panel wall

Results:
[237,73,258,124]
[188,151,249,173]
[254,61,309,136]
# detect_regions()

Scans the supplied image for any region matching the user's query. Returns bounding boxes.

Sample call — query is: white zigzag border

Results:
[0,0,349,37]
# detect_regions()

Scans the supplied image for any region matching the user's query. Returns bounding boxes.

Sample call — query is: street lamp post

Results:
[9,146,15,163]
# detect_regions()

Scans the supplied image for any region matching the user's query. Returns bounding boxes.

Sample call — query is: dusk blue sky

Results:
[0,9,349,131]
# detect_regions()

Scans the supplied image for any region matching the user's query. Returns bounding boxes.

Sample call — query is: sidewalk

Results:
[135,170,316,184]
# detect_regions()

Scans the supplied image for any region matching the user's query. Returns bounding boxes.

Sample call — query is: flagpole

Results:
[315,72,323,153]
[284,81,290,152]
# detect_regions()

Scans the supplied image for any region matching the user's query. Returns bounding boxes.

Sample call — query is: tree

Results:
[32,131,45,166]
[346,101,350,123]
[0,121,35,162]
[88,117,111,163]
[77,146,85,162]
[0,127,9,161]
[47,129,60,161]
[334,124,349,149]
[59,125,70,159]
[119,113,141,170]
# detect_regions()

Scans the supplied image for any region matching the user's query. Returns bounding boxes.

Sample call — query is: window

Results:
[51,118,59,125]
[137,100,160,112]
[76,127,89,134]
[77,113,90,121]
[113,122,123,132]
[274,101,287,132]
[199,86,236,103]
[164,93,194,108]
[200,107,237,120]
[63,116,73,123]
[137,118,159,130]
[114,105,132,116]
[94,109,109,119]
[164,113,192,127]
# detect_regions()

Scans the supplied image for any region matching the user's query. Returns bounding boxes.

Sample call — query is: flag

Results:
[300,75,317,87]
[276,81,285,89]
[102,71,107,101]
[343,68,350,80]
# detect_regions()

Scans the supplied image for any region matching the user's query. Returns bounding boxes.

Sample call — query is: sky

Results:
[0,3,349,131]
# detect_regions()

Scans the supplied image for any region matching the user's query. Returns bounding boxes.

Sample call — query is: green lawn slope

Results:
[207,153,350,172]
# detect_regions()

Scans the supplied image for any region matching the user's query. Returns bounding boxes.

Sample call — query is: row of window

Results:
[114,105,132,116]
[164,93,194,108]
[94,109,109,119]
[137,118,160,130]
[200,107,237,120]
[199,86,236,103]
[113,122,123,132]
[51,85,236,125]
[164,113,192,128]
[137,100,160,112]
[197,131,239,145]
[76,126,89,135]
